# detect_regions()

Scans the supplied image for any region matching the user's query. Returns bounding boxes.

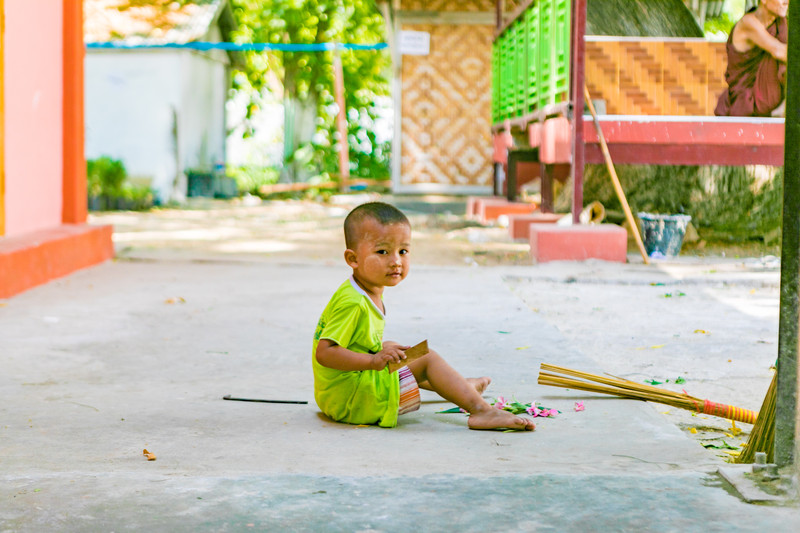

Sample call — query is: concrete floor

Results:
[2,199,799,531]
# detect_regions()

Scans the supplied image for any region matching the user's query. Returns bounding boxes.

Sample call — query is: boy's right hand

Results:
[371,345,409,371]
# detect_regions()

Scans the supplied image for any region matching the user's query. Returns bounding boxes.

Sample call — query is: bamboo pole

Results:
[583,85,649,264]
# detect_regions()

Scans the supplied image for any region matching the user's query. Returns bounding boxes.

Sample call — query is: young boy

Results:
[312,201,535,431]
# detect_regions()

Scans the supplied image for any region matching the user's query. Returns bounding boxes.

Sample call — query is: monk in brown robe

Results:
[715,0,789,117]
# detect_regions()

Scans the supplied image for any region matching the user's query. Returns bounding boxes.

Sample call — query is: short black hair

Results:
[344,202,410,249]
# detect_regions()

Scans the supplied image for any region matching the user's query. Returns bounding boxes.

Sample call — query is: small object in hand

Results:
[143,449,156,461]
[387,340,429,373]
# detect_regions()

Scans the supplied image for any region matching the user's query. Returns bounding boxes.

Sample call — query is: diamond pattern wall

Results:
[400,23,494,187]
[585,39,728,115]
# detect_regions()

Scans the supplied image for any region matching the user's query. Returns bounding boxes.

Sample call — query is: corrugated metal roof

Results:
[84,0,226,44]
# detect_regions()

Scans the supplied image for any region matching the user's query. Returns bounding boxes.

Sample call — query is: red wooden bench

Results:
[582,115,785,167]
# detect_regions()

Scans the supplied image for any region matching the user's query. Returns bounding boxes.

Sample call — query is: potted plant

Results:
[87,156,126,210]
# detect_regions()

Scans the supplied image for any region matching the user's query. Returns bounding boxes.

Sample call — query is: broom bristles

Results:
[734,371,776,464]
[538,373,699,411]
[538,363,757,424]
[541,363,700,401]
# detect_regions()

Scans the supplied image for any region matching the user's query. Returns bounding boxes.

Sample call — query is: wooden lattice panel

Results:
[707,43,728,113]
[401,0,496,11]
[585,39,727,116]
[662,41,708,115]
[401,24,493,187]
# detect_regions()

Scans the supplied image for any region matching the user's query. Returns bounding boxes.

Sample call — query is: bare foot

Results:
[467,377,491,395]
[467,407,535,431]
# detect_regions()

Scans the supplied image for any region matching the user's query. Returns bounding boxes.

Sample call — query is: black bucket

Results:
[638,213,692,257]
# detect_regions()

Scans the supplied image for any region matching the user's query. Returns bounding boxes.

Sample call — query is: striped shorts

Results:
[397,366,421,415]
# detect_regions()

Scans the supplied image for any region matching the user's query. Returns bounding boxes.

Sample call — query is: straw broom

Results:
[538,363,758,424]
[734,371,776,464]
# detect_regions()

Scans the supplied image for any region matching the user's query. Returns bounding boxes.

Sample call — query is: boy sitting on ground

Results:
[312,201,535,431]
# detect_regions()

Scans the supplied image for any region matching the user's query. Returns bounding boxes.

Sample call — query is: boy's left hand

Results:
[386,340,429,373]
[375,344,409,369]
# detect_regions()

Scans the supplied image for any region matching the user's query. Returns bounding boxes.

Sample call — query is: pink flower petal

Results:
[574,401,585,412]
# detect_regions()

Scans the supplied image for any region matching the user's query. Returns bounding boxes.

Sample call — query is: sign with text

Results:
[399,31,430,56]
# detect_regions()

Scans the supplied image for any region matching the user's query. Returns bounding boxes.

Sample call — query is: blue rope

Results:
[86,41,387,52]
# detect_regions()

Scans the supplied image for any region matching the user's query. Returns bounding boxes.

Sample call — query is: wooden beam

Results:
[581,117,785,166]
[495,0,535,38]
[491,102,570,133]
[581,117,785,146]
[397,11,495,25]
[258,178,389,196]
[584,144,784,167]
[495,0,504,30]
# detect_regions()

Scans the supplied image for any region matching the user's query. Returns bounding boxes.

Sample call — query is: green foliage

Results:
[227,165,281,195]
[586,0,703,37]
[118,183,155,211]
[87,156,127,198]
[581,164,785,244]
[318,113,392,180]
[747,167,784,242]
[704,12,737,39]
[229,0,391,180]
[87,156,153,211]
[691,166,753,231]
[704,0,745,39]
[582,164,701,215]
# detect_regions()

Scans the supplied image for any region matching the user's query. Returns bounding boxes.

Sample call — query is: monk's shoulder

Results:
[731,14,762,51]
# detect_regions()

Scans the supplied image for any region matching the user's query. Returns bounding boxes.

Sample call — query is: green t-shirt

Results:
[312,277,400,428]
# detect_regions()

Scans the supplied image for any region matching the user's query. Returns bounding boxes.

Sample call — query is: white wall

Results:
[179,52,228,175]
[85,49,228,203]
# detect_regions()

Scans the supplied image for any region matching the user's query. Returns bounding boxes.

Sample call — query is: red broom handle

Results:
[701,400,758,424]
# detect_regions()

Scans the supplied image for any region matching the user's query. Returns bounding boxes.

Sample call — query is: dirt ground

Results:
[91,193,782,462]
[97,194,532,267]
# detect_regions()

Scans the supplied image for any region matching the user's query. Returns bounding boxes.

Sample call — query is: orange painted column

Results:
[0,0,5,236]
[62,0,86,224]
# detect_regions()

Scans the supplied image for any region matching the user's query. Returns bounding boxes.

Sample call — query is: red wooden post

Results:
[569,0,587,224]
